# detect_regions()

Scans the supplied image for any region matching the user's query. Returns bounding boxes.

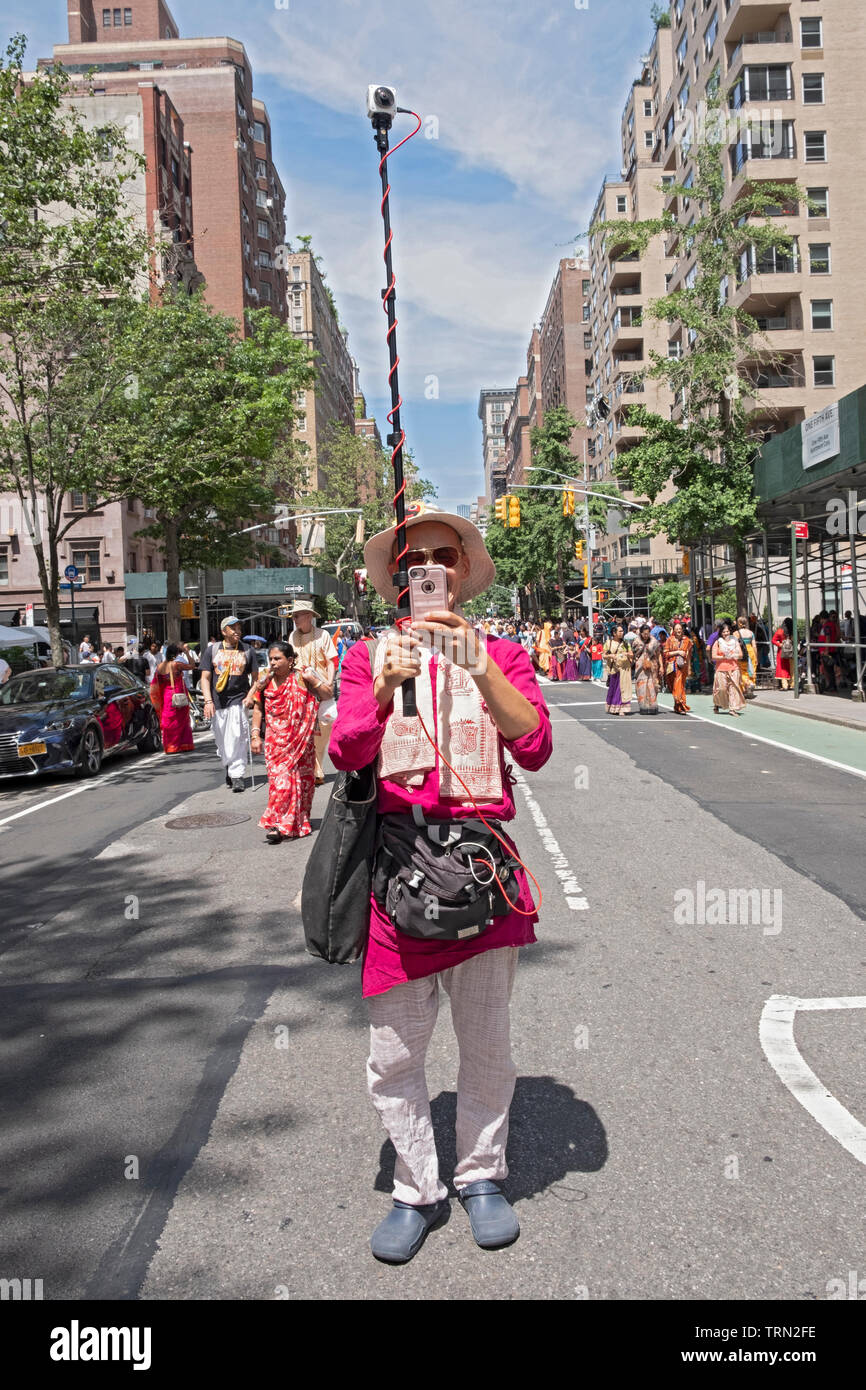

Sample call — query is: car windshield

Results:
[0,670,91,706]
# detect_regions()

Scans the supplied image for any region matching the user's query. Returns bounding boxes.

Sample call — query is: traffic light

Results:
[595,587,610,603]
[582,565,589,588]
[508,495,521,528]
[562,489,575,517]
[682,550,691,576]
[574,539,585,560]
[179,598,197,620]
[495,495,508,523]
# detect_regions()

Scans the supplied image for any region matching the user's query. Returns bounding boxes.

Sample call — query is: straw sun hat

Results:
[363,501,496,604]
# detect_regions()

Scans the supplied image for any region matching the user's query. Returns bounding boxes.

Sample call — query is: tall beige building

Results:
[286,249,356,497]
[589,0,866,603]
[588,26,682,599]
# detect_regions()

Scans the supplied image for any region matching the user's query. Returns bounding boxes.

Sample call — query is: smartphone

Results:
[407,563,449,622]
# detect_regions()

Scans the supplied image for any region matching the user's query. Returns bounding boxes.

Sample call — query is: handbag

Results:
[780,637,794,659]
[301,641,378,964]
[171,689,190,708]
[372,813,521,942]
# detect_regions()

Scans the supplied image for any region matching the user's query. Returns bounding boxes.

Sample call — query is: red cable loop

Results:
[378,109,422,608]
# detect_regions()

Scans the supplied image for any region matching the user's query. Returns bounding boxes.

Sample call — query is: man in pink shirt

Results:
[330,503,552,1264]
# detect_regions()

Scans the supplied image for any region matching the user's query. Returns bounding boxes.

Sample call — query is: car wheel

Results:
[77,726,103,778]
[138,711,162,754]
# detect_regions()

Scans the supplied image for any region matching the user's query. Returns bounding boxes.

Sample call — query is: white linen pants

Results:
[313,708,335,780]
[367,946,519,1206]
[211,703,248,779]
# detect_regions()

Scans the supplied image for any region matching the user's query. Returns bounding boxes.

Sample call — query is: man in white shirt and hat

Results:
[290,598,337,785]
[200,616,259,791]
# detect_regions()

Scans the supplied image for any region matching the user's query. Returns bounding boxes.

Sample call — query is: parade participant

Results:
[712,620,746,715]
[536,620,552,675]
[150,643,195,754]
[603,623,634,715]
[663,620,693,715]
[633,624,662,715]
[330,504,552,1265]
[576,628,592,681]
[772,617,795,691]
[200,617,258,791]
[549,625,566,681]
[290,599,337,786]
[591,632,604,681]
[249,641,319,843]
[735,615,757,699]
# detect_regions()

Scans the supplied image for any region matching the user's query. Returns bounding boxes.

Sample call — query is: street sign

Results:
[60,581,83,591]
[283,585,304,593]
[24,602,34,625]
[64,564,79,580]
[793,521,809,540]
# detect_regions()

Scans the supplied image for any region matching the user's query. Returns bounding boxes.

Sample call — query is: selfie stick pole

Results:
[371,100,421,717]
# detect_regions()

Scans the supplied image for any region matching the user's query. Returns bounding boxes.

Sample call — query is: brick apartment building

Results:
[0,72,199,641]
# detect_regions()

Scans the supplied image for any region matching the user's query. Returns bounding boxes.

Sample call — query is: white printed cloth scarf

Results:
[373,633,503,802]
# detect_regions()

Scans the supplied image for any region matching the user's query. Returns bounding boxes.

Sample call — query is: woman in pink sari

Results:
[249,641,320,842]
[150,643,194,754]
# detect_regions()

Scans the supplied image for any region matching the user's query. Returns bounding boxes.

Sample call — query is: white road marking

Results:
[512,768,588,913]
[0,733,213,829]
[759,995,866,1168]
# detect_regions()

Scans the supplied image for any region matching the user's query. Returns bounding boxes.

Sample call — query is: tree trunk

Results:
[162,514,182,644]
[530,585,540,623]
[733,542,747,618]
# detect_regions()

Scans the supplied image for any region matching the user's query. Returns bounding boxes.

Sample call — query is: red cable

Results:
[378,108,422,610]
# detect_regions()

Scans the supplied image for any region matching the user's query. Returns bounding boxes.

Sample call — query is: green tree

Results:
[463,582,515,619]
[590,91,811,614]
[110,292,316,640]
[486,406,621,619]
[0,36,150,662]
[302,422,436,595]
[647,579,690,624]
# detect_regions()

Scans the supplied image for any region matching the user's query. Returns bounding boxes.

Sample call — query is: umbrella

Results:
[243,633,266,643]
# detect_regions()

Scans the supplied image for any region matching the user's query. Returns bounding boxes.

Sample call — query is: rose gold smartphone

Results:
[408,563,449,621]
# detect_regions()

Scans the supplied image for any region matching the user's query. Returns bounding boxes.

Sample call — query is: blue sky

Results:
[10,0,659,510]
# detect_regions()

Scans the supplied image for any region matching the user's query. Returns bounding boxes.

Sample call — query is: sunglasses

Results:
[392,545,463,569]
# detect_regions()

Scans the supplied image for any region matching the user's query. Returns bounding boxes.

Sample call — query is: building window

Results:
[70,491,98,510]
[102,8,111,24]
[582,279,590,295]
[72,549,101,583]
[802,73,824,104]
[257,219,269,239]
[643,99,653,117]
[258,250,271,268]
[113,8,121,25]
[256,188,268,208]
[253,120,265,143]
[616,195,627,214]
[255,159,267,179]
[813,356,835,387]
[293,315,303,330]
[807,187,829,217]
[804,130,827,162]
[584,332,592,350]
[809,243,831,274]
[127,551,137,573]
[800,16,823,48]
[811,300,833,330]
[0,546,8,585]
[260,282,272,302]
[644,130,654,149]
[292,265,301,281]
[124,6,132,23]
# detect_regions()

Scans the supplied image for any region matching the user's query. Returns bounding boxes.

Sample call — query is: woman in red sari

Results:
[150,642,194,754]
[249,641,320,843]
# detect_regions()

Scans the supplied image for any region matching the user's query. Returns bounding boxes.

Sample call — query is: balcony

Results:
[723,2,793,50]
[729,131,795,180]
[728,69,793,110]
[613,371,646,403]
[608,257,640,290]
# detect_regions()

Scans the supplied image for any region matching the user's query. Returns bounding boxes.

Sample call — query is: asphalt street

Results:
[1,687,864,1302]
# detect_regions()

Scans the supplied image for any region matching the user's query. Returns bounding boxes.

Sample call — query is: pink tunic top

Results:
[329,636,553,997]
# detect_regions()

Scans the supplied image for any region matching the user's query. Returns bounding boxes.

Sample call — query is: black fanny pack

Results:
[372,810,521,942]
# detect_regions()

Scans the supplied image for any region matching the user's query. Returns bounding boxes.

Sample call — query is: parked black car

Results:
[0,665,161,780]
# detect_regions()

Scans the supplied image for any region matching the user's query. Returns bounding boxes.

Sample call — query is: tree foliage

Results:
[108,292,317,639]
[647,579,690,624]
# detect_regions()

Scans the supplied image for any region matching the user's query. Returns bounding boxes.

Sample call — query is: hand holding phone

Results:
[407,563,449,621]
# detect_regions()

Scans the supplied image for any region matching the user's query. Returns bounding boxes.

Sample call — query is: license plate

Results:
[17,742,47,757]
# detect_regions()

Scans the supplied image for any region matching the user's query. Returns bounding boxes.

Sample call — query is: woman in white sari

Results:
[712,620,746,715]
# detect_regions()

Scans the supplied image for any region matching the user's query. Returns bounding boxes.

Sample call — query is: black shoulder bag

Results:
[301,641,378,964]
